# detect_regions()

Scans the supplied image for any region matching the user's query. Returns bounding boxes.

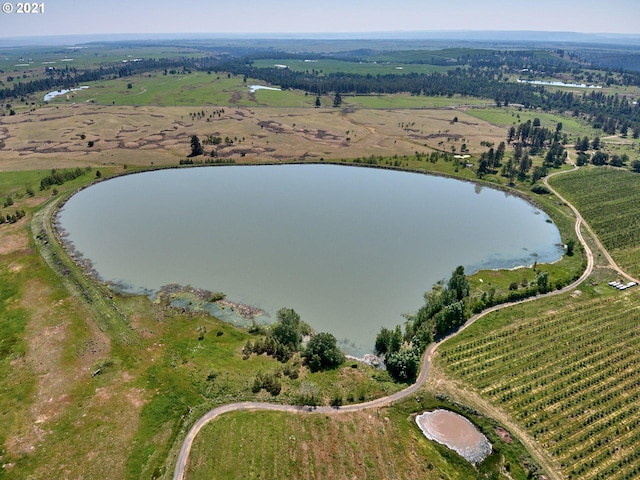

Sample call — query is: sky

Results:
[0,0,639,39]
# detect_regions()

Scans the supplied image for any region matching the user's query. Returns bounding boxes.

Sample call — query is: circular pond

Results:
[56,164,562,354]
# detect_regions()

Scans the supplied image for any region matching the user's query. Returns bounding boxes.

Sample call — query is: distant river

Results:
[57,165,562,355]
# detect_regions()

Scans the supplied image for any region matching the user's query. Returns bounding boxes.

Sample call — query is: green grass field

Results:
[463,107,597,138]
[185,395,540,480]
[252,58,453,75]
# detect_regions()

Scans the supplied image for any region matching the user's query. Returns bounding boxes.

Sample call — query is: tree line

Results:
[374,266,471,383]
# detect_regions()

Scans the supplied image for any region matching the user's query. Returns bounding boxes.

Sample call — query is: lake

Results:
[56,164,563,355]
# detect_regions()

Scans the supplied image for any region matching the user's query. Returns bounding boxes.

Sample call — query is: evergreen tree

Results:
[189,135,204,157]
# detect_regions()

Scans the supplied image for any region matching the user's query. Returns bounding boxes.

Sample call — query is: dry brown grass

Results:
[0,104,507,172]
[0,219,29,255]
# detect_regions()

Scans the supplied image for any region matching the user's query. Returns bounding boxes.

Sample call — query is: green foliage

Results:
[374,326,403,356]
[189,134,204,157]
[530,184,550,195]
[244,308,309,363]
[565,238,576,256]
[252,371,282,396]
[377,266,470,382]
[39,167,87,190]
[271,307,302,351]
[303,332,345,372]
[385,348,419,383]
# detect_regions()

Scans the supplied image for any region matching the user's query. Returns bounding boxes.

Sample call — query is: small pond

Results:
[416,409,492,464]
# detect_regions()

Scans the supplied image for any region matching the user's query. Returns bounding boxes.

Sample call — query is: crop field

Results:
[438,291,640,480]
[549,167,640,278]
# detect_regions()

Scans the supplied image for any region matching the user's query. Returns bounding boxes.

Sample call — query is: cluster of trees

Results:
[375,266,471,382]
[0,209,26,225]
[179,157,235,165]
[478,119,566,182]
[243,308,345,372]
[575,135,638,168]
[39,167,88,190]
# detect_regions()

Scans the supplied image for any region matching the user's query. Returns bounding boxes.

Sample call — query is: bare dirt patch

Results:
[0,229,28,255]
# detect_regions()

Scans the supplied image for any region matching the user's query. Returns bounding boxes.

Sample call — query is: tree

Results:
[591,136,601,150]
[536,271,549,293]
[591,151,609,166]
[315,96,321,108]
[609,155,624,167]
[566,238,576,256]
[271,308,302,351]
[631,160,640,173]
[447,265,470,301]
[374,327,393,356]
[333,92,342,108]
[127,83,133,89]
[576,152,589,166]
[385,348,419,382]
[575,136,590,152]
[303,332,345,372]
[189,135,203,157]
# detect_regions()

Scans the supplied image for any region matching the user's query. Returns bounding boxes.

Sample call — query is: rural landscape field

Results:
[1,21,640,480]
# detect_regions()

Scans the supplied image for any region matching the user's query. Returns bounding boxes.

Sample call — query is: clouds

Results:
[1,0,638,38]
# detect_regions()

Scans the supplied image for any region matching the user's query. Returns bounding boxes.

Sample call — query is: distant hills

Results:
[1,31,640,48]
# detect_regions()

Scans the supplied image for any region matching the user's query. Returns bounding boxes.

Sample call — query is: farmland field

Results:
[548,167,640,278]
[437,291,640,480]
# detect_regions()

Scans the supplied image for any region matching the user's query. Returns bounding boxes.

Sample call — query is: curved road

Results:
[173,160,632,480]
